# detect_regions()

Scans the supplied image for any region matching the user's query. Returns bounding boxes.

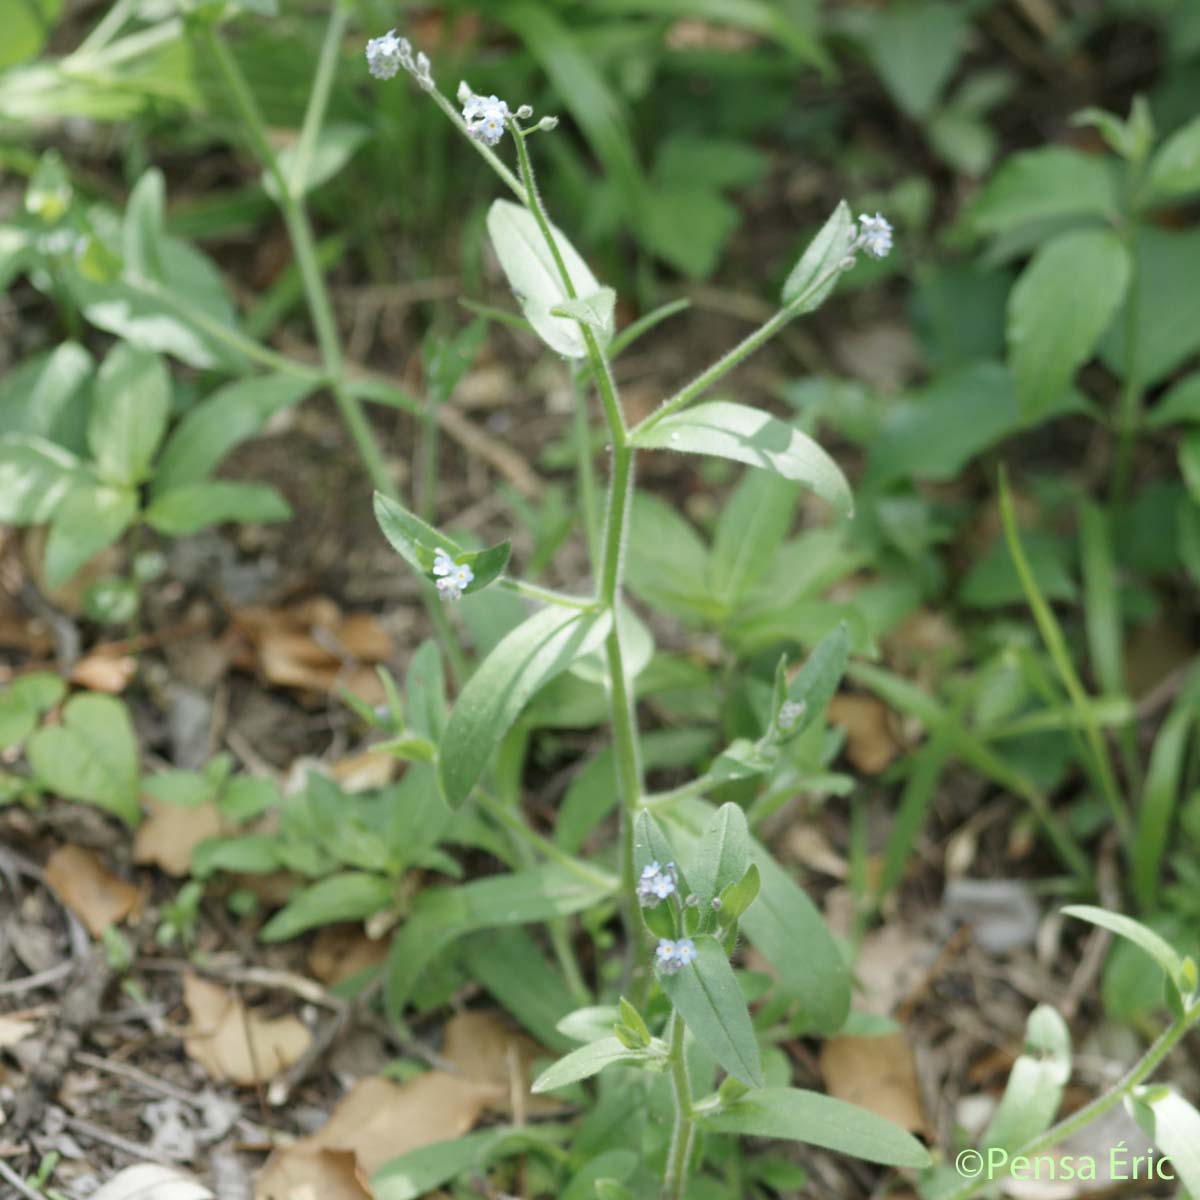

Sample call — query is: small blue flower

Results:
[637,861,677,907]
[365,30,403,80]
[858,212,893,259]
[655,936,697,974]
[460,87,510,147]
[433,548,474,601]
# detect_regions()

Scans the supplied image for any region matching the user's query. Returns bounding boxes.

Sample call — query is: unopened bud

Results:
[516,104,533,120]
[537,115,559,131]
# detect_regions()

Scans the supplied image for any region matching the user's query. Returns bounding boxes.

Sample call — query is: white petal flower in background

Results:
[858,212,894,259]
[365,30,403,80]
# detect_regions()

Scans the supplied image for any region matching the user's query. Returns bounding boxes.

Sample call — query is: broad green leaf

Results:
[373,492,511,594]
[1133,703,1192,911]
[385,864,615,1017]
[1099,226,1200,386]
[1,0,62,69]
[142,770,216,807]
[1128,1087,1200,1196]
[665,798,850,1033]
[781,201,855,310]
[144,481,292,535]
[192,834,283,878]
[702,1087,931,1168]
[374,1130,505,1200]
[1148,114,1200,200]
[859,2,966,118]
[1148,371,1200,428]
[643,185,739,278]
[689,803,750,910]
[123,169,165,283]
[272,123,369,201]
[0,435,81,524]
[657,934,763,1088]
[624,494,715,624]
[44,482,137,588]
[0,343,93,451]
[260,872,395,942]
[710,471,799,606]
[0,671,63,751]
[486,199,604,359]
[437,606,611,807]
[461,928,576,1050]
[153,373,315,494]
[531,1036,644,1093]
[27,694,140,825]
[1063,906,1186,1003]
[88,344,170,485]
[981,1005,1071,1151]
[550,288,616,338]
[633,808,688,894]
[969,147,1119,236]
[632,402,852,516]
[1007,229,1130,420]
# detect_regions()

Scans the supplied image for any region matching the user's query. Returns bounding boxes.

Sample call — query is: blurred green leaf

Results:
[88,344,171,486]
[144,480,291,535]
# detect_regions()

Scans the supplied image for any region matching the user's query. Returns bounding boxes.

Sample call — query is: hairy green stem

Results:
[662,1012,695,1200]
[511,125,644,962]
[572,367,602,567]
[942,1004,1200,1200]
[633,253,856,436]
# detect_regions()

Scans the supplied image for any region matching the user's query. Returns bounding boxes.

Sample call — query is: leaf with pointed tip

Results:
[550,287,616,338]
[437,606,612,806]
[782,201,855,310]
[657,934,763,1088]
[633,402,852,515]
[689,803,750,909]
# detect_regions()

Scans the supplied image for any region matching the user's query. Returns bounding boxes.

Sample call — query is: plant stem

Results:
[662,1011,695,1200]
[572,367,602,568]
[632,253,855,436]
[1112,217,1142,505]
[201,18,469,685]
[511,126,645,962]
[942,1004,1200,1200]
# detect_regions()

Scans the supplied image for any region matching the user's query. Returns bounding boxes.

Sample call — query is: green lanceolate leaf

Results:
[1133,702,1193,911]
[982,1004,1071,1152]
[689,802,750,910]
[1127,1087,1200,1196]
[144,481,292,535]
[260,872,395,942]
[373,492,511,595]
[717,863,760,926]
[1147,114,1200,201]
[123,168,165,284]
[0,435,81,524]
[531,1036,646,1092]
[701,1087,931,1168]
[550,288,616,338]
[632,402,852,515]
[1063,905,1187,1006]
[1007,229,1131,420]
[153,373,316,495]
[44,481,137,588]
[384,863,615,1018]
[486,199,605,359]
[969,146,1119,236]
[438,606,611,807]
[781,200,855,311]
[27,694,140,825]
[775,623,850,739]
[88,343,171,485]
[657,934,763,1088]
[664,797,850,1033]
[633,807,686,890]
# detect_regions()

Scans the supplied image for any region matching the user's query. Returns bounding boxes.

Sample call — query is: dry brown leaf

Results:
[783,824,847,879]
[182,973,311,1086]
[256,1072,501,1197]
[820,1032,929,1137]
[0,1014,37,1047]
[441,1010,557,1117]
[134,799,224,876]
[307,926,388,987]
[828,694,903,774]
[232,601,393,702]
[44,845,140,937]
[854,925,938,1016]
[69,651,137,694]
[255,1148,372,1200]
[331,752,398,792]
